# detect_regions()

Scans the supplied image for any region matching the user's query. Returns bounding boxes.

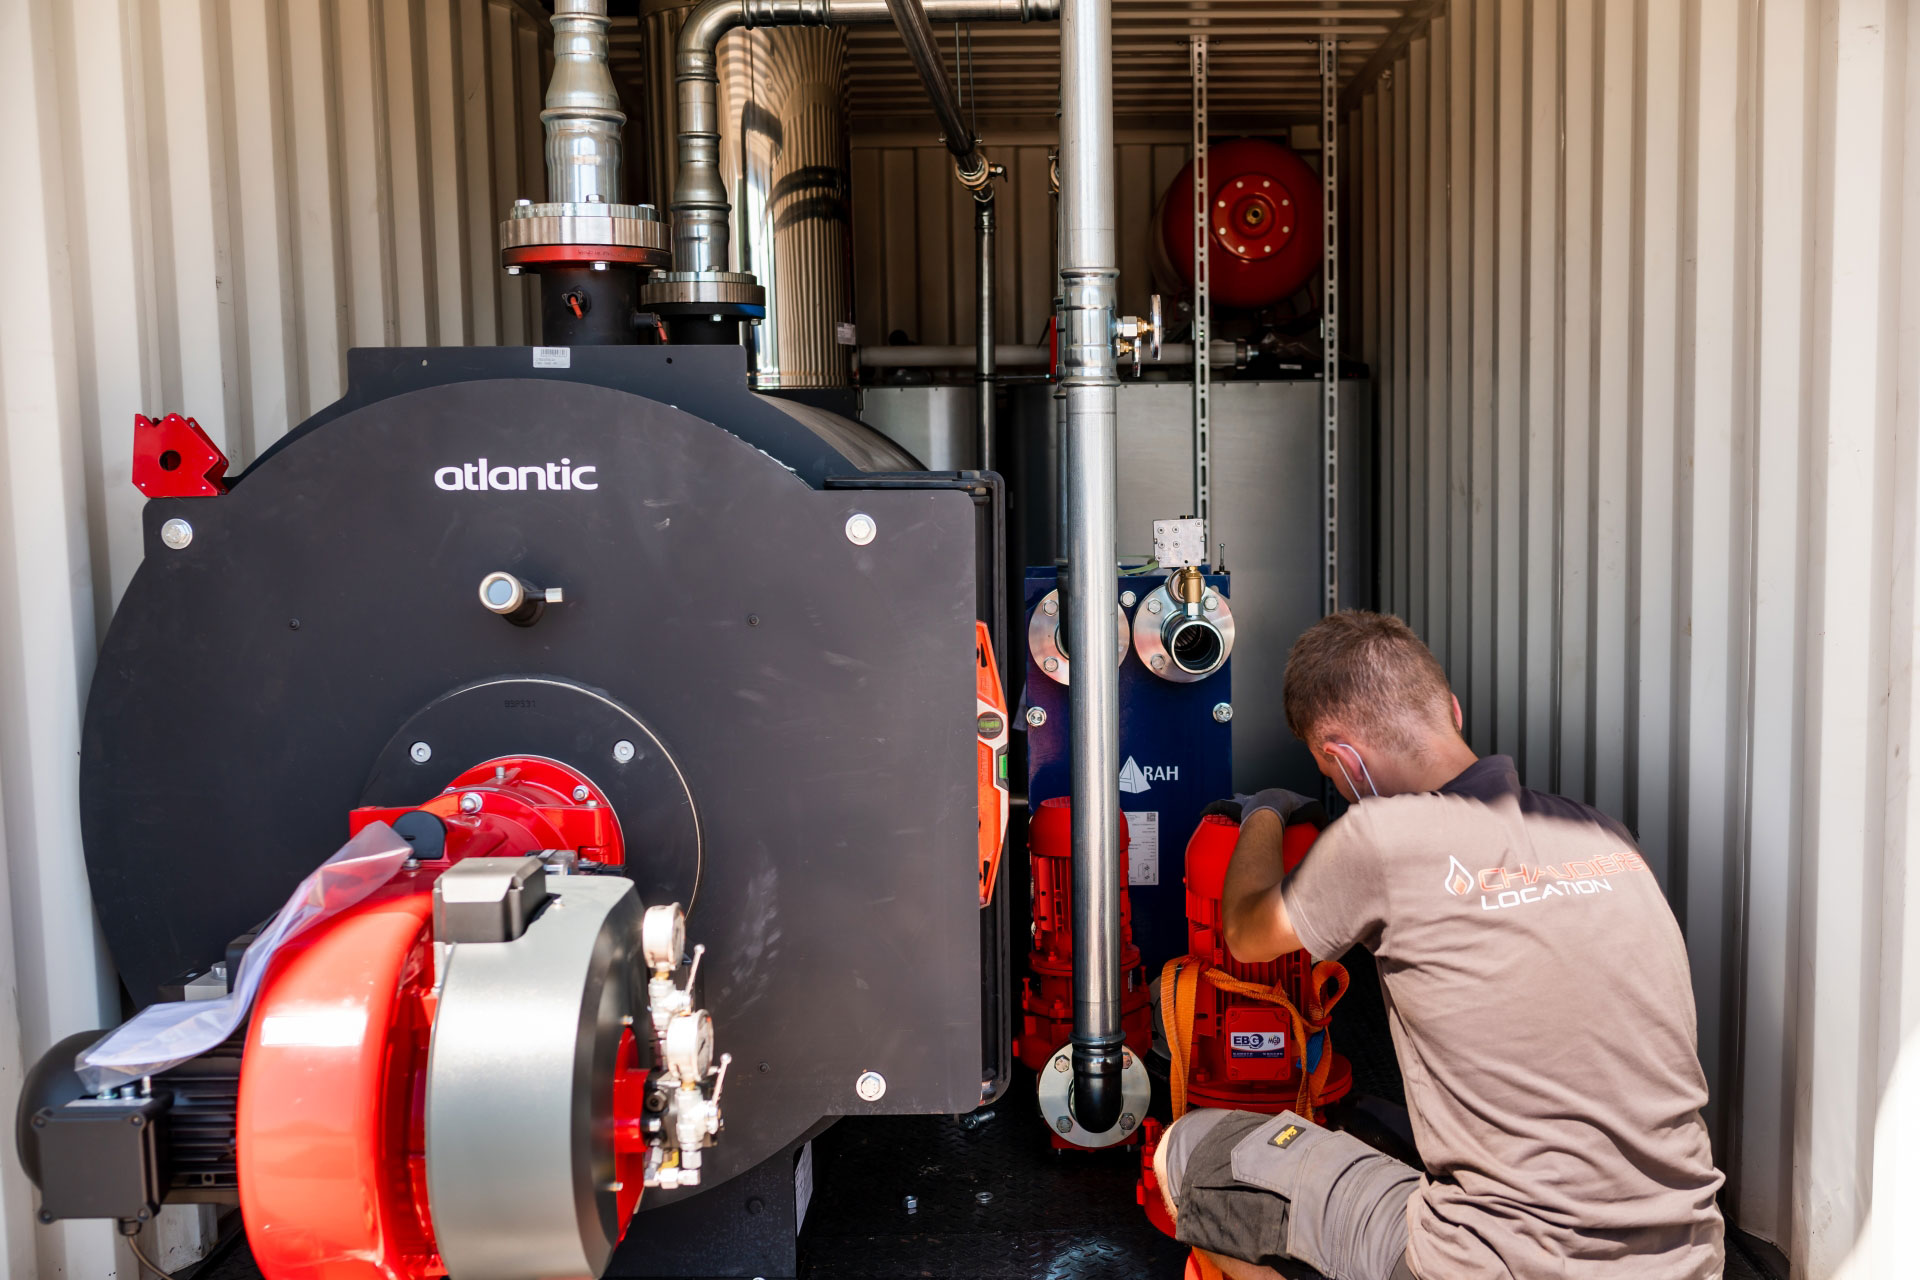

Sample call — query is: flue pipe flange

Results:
[641,270,769,317]
[502,201,672,251]
[500,200,673,270]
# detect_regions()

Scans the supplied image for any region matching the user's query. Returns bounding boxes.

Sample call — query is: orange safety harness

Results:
[1159,954,1351,1124]
[1162,956,1351,1280]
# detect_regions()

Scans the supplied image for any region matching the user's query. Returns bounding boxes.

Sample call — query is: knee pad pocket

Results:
[1229,1112,1419,1280]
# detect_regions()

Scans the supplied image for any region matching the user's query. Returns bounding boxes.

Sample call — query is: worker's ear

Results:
[1452,694,1464,732]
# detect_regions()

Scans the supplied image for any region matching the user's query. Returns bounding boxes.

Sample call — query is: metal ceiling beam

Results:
[1339,0,1442,111]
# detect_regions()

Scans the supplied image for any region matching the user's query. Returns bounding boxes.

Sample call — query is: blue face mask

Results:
[1327,743,1380,800]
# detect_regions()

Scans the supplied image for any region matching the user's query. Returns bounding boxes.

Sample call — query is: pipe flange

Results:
[1035,1043,1150,1149]
[1027,589,1127,686]
[500,202,672,261]
[1132,583,1235,682]
[641,271,769,312]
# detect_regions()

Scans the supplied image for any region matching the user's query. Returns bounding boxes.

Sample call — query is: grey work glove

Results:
[1233,788,1319,826]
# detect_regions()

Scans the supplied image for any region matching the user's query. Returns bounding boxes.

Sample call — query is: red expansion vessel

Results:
[1156,138,1326,311]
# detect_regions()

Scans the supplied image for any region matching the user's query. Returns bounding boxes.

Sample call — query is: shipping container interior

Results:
[1,1,1916,1279]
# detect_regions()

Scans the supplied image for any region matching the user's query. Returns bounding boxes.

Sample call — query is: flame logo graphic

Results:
[1444,856,1474,897]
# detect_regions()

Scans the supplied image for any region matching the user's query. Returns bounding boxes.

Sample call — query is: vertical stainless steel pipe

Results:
[977,197,997,472]
[670,0,744,275]
[1058,0,1123,1133]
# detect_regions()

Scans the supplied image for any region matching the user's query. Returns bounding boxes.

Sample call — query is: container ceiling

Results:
[599,1,1432,135]
[844,0,1424,127]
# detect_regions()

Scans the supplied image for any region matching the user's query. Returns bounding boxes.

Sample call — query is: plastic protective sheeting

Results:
[75,823,413,1094]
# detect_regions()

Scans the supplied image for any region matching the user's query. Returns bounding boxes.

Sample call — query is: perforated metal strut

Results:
[1320,37,1339,615]
[1191,37,1210,542]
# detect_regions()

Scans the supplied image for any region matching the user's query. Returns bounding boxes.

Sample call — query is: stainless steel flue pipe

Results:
[669,0,1055,277]
[545,0,626,204]
[1058,0,1124,1133]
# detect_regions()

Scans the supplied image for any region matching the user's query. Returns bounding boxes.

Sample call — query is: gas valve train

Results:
[15,2,1009,1277]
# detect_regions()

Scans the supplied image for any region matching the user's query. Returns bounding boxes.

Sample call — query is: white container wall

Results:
[0,1,548,1274]
[1346,0,1920,1273]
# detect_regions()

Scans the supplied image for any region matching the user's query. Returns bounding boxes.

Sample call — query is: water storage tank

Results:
[1156,138,1324,310]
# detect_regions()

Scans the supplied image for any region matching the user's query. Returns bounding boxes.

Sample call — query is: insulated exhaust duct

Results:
[643,0,1057,354]
[751,33,857,388]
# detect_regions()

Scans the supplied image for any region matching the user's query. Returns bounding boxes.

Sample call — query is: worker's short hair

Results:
[1283,611,1457,753]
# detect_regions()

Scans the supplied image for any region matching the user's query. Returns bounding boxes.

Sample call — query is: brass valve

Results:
[1170,565,1206,617]
[1115,294,1164,370]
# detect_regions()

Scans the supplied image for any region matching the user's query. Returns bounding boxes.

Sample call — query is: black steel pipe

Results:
[976,196,997,472]
[883,0,989,184]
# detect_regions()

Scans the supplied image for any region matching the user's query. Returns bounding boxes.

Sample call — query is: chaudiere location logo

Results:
[1444,849,1653,911]
[434,458,599,491]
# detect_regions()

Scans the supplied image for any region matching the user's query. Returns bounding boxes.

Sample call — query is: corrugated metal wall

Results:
[0,2,548,1273]
[849,138,1192,348]
[2,0,1915,1274]
[1347,1,1920,1272]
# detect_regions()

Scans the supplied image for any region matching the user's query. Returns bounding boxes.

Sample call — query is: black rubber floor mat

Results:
[798,1083,1189,1280]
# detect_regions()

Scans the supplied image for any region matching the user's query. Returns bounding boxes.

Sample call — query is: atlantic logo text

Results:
[434,458,598,491]
[1444,849,1652,911]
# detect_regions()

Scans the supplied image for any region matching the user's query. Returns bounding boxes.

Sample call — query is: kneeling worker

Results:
[1154,611,1725,1279]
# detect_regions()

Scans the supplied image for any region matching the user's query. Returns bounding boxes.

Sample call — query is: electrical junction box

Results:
[1021,566,1233,974]
[1153,518,1207,568]
[34,1094,169,1222]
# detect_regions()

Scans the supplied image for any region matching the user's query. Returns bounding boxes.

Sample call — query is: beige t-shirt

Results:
[1283,756,1725,1279]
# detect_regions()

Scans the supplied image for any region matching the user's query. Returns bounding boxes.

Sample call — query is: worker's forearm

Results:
[1221,809,1300,962]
